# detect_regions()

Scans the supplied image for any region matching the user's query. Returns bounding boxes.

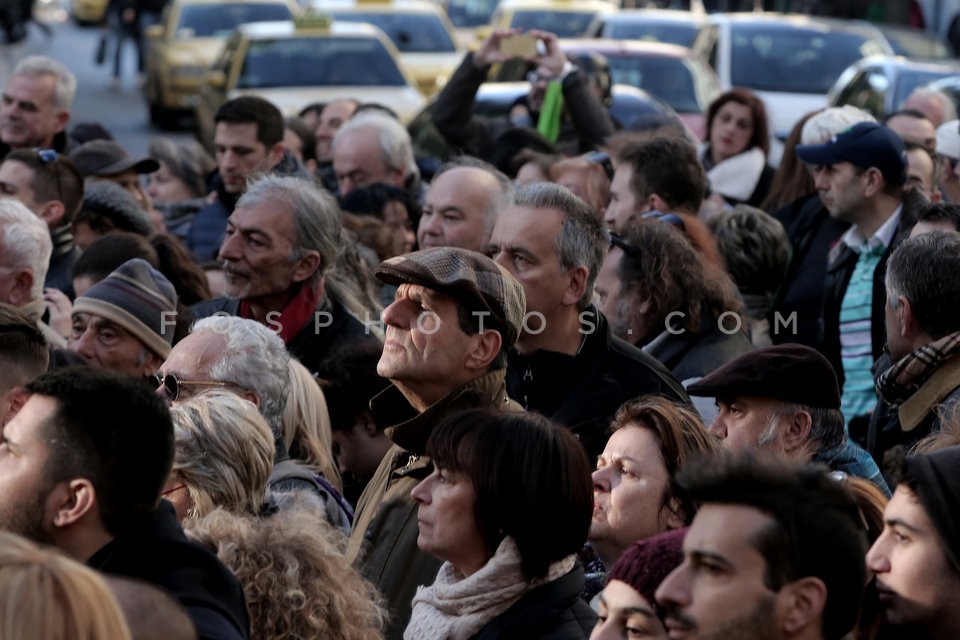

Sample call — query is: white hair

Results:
[0,200,52,302]
[903,86,958,124]
[11,55,77,111]
[333,110,418,182]
[801,106,876,145]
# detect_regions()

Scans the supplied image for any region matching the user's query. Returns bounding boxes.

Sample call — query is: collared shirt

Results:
[841,204,903,254]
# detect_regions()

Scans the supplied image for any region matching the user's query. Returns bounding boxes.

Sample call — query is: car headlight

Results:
[169,66,208,79]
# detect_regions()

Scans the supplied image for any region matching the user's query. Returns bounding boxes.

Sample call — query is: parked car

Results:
[827,55,960,119]
[586,8,707,47]
[489,0,618,39]
[876,22,954,59]
[692,12,895,140]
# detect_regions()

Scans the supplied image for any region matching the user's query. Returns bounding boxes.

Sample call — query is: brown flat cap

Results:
[376,247,526,348]
[686,344,841,409]
[69,140,159,178]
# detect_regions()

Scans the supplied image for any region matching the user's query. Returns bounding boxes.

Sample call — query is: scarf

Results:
[700,145,766,202]
[404,537,575,640]
[238,283,323,343]
[877,331,960,407]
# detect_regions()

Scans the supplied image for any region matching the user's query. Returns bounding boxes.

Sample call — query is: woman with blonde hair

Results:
[282,358,343,493]
[0,532,132,640]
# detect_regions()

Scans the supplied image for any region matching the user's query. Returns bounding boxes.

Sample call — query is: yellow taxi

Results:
[143,0,297,129]
[70,0,108,25]
[308,0,462,97]
[488,0,617,39]
[193,17,426,151]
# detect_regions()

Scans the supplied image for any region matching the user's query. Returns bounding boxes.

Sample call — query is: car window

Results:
[729,25,887,94]
[330,11,456,52]
[176,3,293,37]
[445,0,499,28]
[835,68,875,112]
[236,36,407,88]
[508,10,598,37]
[604,20,699,47]
[606,55,701,112]
[893,68,960,108]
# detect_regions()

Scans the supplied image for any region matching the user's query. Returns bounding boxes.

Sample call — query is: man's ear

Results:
[778,577,827,636]
[291,250,322,285]
[50,478,97,529]
[5,269,34,306]
[561,265,589,307]
[465,329,503,371]
[900,297,919,339]
[648,193,669,213]
[862,167,884,198]
[781,408,813,455]
[266,141,285,169]
[38,200,65,229]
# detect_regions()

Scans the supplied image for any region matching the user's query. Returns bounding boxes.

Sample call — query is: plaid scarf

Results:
[877,331,960,407]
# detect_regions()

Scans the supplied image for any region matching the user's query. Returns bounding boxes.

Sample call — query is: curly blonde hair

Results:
[0,532,132,640]
[187,493,386,640]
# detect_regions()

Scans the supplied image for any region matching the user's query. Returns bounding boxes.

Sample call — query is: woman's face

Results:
[411,466,490,576]
[146,161,195,203]
[709,101,755,163]
[382,200,415,255]
[590,580,667,640]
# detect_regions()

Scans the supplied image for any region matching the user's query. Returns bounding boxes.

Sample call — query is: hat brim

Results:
[96,157,160,176]
[795,143,842,167]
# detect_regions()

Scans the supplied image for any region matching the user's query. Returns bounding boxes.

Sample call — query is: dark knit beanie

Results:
[903,446,960,573]
[72,258,178,358]
[80,182,154,237]
[606,528,686,620]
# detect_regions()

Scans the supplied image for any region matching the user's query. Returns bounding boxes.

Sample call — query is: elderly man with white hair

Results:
[0,55,76,156]
[0,199,63,347]
[331,109,419,198]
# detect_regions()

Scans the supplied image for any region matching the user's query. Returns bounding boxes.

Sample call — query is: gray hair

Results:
[147,138,216,199]
[904,86,958,124]
[12,55,77,111]
[334,111,418,183]
[170,390,275,518]
[513,182,607,310]
[236,174,343,288]
[0,200,52,302]
[886,231,960,338]
[801,105,875,145]
[190,316,291,429]
[435,156,514,235]
[760,402,845,454]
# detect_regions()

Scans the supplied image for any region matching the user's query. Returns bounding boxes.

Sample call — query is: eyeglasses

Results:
[526,70,557,84]
[161,484,187,497]
[151,373,235,401]
[33,148,62,205]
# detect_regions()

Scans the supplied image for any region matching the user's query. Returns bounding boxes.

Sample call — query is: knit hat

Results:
[72,259,178,358]
[69,140,159,177]
[375,247,526,348]
[606,528,686,620]
[686,344,842,409]
[902,446,960,573]
[80,182,154,237]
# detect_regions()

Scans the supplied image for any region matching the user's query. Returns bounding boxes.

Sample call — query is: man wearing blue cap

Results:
[795,121,923,440]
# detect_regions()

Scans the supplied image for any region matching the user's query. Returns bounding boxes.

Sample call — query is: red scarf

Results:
[239,284,324,344]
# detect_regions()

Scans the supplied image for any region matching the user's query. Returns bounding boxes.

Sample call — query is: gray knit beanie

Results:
[80,182,154,236]
[72,258,178,358]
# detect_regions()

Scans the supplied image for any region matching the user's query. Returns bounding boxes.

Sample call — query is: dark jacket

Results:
[432,52,615,162]
[642,311,754,384]
[821,190,922,390]
[346,371,522,640]
[87,500,250,640]
[470,565,597,640]
[507,308,689,461]
[45,223,78,296]
[185,150,302,261]
[190,293,379,381]
[769,193,850,348]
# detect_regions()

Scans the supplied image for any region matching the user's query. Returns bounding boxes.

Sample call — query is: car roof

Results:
[602,8,706,24]
[234,18,384,38]
[497,0,616,10]
[309,0,446,14]
[560,37,696,58]
[843,53,960,73]
[708,11,889,35]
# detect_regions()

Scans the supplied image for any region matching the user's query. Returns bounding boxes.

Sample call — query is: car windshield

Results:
[893,68,960,107]
[604,20,698,47]
[330,12,456,52]
[176,3,293,37]
[237,36,407,88]
[445,0,498,28]
[509,10,598,37]
[730,24,886,94]
[605,55,702,112]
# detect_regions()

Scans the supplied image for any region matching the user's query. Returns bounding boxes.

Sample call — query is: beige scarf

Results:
[404,537,575,640]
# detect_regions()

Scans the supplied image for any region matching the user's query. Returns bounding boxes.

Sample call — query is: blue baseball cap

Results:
[795,121,907,185]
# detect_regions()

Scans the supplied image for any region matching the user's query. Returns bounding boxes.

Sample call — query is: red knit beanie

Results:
[606,528,687,620]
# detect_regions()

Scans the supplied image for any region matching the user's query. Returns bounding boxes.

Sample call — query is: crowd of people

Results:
[0,23,959,639]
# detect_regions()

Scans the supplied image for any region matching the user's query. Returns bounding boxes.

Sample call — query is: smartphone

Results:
[500,34,539,58]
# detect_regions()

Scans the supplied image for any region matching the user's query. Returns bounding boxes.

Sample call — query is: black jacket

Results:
[769,193,849,348]
[432,52,615,163]
[470,565,597,640]
[507,308,689,461]
[642,311,753,384]
[87,500,250,640]
[191,293,379,381]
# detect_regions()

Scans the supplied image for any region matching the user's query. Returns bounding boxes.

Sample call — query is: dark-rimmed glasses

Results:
[151,373,235,401]
[33,148,62,205]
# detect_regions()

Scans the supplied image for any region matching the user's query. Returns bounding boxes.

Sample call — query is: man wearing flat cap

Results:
[687,343,887,493]
[795,121,921,439]
[867,445,960,639]
[346,246,526,640]
[69,139,158,212]
[68,258,178,379]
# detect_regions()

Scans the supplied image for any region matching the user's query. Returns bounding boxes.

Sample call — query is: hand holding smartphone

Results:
[499,33,539,58]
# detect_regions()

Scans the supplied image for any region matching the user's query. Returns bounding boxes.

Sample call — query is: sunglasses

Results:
[33,148,63,205]
[151,373,235,401]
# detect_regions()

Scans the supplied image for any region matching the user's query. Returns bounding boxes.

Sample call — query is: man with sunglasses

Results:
[69,258,178,379]
[0,56,75,157]
[0,148,84,295]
